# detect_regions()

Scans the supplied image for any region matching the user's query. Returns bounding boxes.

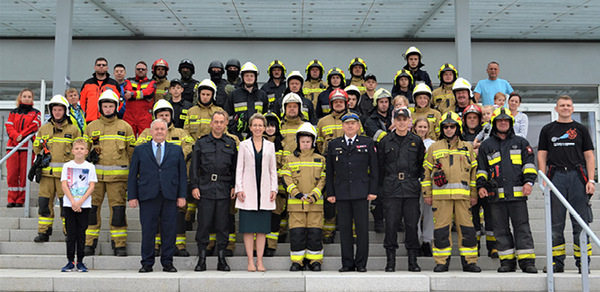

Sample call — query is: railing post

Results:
[40,79,46,121]
[542,180,554,292]
[24,142,32,218]
[580,231,589,291]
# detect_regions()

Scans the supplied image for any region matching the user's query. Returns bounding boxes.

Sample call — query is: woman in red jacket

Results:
[5,88,41,207]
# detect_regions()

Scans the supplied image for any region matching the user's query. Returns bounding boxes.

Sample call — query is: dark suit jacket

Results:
[326,135,378,200]
[127,141,187,202]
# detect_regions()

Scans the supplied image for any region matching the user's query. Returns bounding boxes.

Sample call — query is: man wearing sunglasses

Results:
[123,61,157,137]
[80,57,120,123]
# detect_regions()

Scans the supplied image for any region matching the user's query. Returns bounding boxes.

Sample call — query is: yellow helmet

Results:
[491,107,514,126]
[394,69,413,85]
[438,63,458,81]
[372,88,392,107]
[327,67,346,87]
[439,111,462,129]
[267,60,286,76]
[305,59,324,79]
[348,57,368,73]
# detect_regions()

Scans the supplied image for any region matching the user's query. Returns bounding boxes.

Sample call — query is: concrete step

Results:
[3,268,597,292]
[1,254,599,272]
[0,240,592,258]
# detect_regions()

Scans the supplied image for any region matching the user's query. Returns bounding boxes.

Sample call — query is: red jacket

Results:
[123,76,156,114]
[80,73,121,122]
[5,104,41,149]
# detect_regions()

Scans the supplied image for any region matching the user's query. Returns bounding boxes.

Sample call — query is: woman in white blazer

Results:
[235,113,278,272]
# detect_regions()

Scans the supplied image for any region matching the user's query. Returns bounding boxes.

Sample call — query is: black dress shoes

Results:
[338,266,355,272]
[162,264,177,272]
[356,266,367,273]
[139,265,153,273]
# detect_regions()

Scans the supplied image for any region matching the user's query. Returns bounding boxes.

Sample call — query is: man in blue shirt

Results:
[473,62,514,106]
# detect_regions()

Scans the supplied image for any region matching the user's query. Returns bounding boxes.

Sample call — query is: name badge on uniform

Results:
[117,131,125,136]
[64,134,72,138]
[92,131,101,136]
[172,137,179,140]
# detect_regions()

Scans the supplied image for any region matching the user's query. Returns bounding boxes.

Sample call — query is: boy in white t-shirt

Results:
[60,139,97,272]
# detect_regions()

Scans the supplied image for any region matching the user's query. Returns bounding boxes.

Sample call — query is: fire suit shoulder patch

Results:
[526,146,533,155]
[117,131,125,136]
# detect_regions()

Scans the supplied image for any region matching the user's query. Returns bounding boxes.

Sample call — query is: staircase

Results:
[1,179,599,291]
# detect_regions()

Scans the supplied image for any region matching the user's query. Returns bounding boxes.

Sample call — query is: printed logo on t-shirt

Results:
[551,128,577,146]
[67,168,90,201]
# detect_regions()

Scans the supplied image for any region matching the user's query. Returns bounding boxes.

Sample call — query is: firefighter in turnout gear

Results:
[136,99,195,257]
[184,79,239,255]
[224,62,269,139]
[432,63,458,114]
[83,90,135,257]
[477,107,538,273]
[265,93,306,255]
[282,122,326,271]
[261,60,287,111]
[33,95,81,242]
[422,111,481,273]
[303,59,327,112]
[277,71,317,124]
[346,57,367,95]
[151,58,171,102]
[412,83,441,140]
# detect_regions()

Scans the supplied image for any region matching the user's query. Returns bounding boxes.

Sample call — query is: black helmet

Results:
[178,59,195,75]
[208,60,224,73]
[226,59,241,70]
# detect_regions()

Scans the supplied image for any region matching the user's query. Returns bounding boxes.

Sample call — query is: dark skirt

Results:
[238,209,271,234]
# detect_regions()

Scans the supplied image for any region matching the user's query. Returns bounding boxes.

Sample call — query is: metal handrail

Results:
[0,133,35,218]
[538,170,599,292]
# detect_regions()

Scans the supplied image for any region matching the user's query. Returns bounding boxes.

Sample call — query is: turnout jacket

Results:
[281,149,326,212]
[377,131,425,198]
[33,119,81,178]
[84,115,135,182]
[422,138,478,200]
[476,130,537,202]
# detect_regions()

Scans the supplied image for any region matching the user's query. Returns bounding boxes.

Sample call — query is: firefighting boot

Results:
[461,256,481,273]
[84,239,97,256]
[195,249,207,272]
[408,249,421,272]
[385,249,396,272]
[497,259,517,272]
[434,257,450,272]
[34,233,50,243]
[217,250,231,271]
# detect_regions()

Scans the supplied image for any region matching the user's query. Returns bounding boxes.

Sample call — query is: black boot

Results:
[408,249,421,272]
[217,250,230,271]
[461,256,481,273]
[114,247,128,257]
[264,247,276,257]
[33,233,49,243]
[497,259,516,273]
[84,239,97,256]
[385,249,395,272]
[434,257,450,272]
[195,249,207,271]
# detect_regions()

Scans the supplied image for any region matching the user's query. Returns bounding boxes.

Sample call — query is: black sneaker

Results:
[6,203,15,208]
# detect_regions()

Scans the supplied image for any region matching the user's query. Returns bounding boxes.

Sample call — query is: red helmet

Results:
[462,104,482,118]
[152,58,170,73]
[329,88,348,105]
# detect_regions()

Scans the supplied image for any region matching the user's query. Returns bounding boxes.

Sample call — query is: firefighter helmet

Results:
[452,77,472,97]
[373,88,392,107]
[462,104,482,119]
[152,99,174,119]
[152,58,169,74]
[305,59,325,79]
[267,60,286,77]
[439,111,462,129]
[296,122,318,147]
[329,88,348,105]
[281,92,303,115]
[348,57,368,73]
[490,107,514,125]
[413,83,432,98]
[240,62,259,77]
[344,85,361,97]
[438,63,458,81]
[394,69,414,86]
[48,94,69,111]
[327,67,346,87]
[287,71,304,86]
[197,79,217,99]
[403,46,422,61]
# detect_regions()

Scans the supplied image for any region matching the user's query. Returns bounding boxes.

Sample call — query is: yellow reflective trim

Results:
[523,168,537,175]
[489,156,501,165]
[517,253,536,260]
[499,253,516,260]
[286,183,297,194]
[432,188,470,196]
[510,154,522,165]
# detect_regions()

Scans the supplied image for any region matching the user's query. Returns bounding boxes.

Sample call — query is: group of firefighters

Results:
[7,45,593,273]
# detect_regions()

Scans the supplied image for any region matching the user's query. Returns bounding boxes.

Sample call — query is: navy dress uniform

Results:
[326,112,378,272]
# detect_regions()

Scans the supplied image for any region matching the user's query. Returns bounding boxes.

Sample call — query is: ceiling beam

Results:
[89,0,143,37]
[404,0,448,39]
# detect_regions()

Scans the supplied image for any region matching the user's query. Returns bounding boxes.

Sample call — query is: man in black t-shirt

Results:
[538,95,596,273]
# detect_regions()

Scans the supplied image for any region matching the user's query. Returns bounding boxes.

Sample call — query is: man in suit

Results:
[128,118,187,273]
[326,112,378,272]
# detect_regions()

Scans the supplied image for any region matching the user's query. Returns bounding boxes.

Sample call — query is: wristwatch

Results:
[589,180,596,184]
[527,182,534,186]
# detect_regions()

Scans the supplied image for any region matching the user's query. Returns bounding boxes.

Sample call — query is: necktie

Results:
[348,138,353,147]
[156,143,162,164]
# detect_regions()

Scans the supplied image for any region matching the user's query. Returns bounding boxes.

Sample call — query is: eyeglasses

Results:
[442,125,457,129]
[136,68,147,71]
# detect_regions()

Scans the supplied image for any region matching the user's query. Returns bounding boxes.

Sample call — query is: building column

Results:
[455,0,472,82]
[52,0,74,95]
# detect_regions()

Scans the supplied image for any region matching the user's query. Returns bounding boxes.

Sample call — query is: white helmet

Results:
[287,71,304,85]
[412,83,432,98]
[152,99,174,119]
[344,85,361,97]
[97,89,119,109]
[197,79,217,99]
[295,122,317,147]
[281,92,303,115]
[452,77,472,97]
[49,94,69,111]
[372,88,392,107]
[240,62,259,76]
[403,46,422,61]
